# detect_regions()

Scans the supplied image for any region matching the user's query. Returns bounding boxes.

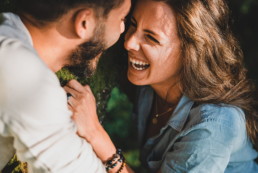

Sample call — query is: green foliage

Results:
[124,150,141,169]
[103,88,148,172]
[56,43,126,122]
[1,155,27,173]
[104,88,133,141]
[235,0,258,14]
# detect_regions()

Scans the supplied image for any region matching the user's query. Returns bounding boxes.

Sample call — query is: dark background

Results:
[228,0,258,84]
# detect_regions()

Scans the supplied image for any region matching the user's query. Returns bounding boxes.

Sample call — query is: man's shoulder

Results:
[0,35,35,58]
[0,36,46,75]
[0,36,58,99]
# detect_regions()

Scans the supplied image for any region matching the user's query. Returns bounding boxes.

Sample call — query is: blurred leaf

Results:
[240,0,254,14]
[1,155,27,173]
[124,150,141,168]
[104,87,133,139]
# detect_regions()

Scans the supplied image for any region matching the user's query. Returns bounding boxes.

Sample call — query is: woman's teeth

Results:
[129,58,150,71]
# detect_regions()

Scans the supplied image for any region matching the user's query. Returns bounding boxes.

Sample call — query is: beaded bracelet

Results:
[105,149,125,171]
[117,162,126,173]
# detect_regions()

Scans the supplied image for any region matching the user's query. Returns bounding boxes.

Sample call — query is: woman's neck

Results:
[151,80,182,106]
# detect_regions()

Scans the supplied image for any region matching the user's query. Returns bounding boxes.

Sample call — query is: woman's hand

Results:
[63,80,134,173]
[63,79,101,142]
[63,80,117,161]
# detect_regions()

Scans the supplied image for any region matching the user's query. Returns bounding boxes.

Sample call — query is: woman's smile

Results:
[129,57,150,71]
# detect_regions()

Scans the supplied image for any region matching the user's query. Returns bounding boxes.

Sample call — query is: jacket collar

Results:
[136,86,194,135]
[167,95,194,131]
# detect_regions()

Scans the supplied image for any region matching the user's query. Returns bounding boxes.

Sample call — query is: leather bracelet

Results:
[105,148,125,171]
[116,162,126,173]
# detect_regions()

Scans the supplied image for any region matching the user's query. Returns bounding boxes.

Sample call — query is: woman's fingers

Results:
[63,86,79,98]
[66,79,86,93]
[67,96,78,107]
[68,104,73,111]
[83,85,96,101]
[65,82,96,112]
[64,80,94,101]
[63,80,100,141]
[84,85,94,94]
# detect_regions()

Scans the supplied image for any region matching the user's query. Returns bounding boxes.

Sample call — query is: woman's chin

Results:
[127,71,147,86]
[127,63,152,85]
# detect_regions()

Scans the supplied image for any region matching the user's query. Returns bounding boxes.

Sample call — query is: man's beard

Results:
[65,23,106,78]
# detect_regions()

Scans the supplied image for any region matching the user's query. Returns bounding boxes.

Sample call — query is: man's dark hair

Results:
[15,0,124,24]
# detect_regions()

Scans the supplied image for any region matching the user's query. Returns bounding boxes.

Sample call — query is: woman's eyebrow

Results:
[144,29,158,36]
[131,16,137,23]
[131,16,158,36]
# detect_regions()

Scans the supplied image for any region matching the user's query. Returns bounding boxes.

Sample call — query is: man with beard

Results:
[66,22,106,78]
[0,0,131,172]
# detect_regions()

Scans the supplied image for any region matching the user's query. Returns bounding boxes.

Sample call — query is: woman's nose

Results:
[124,30,140,51]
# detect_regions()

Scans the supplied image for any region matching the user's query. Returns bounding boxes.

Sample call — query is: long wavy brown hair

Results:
[154,0,258,149]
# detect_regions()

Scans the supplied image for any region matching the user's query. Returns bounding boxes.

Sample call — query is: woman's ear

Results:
[74,9,95,40]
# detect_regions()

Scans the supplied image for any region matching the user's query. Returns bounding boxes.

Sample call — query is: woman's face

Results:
[124,0,182,87]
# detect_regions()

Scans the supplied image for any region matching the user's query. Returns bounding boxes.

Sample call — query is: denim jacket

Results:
[133,86,258,173]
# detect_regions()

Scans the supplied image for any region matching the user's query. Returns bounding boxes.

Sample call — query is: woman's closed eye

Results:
[129,17,160,44]
[146,34,160,44]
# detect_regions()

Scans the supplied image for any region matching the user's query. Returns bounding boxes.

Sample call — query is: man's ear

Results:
[74,9,95,40]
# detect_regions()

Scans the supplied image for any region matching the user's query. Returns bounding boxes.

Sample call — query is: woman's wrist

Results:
[86,124,117,162]
[82,123,133,173]
[81,119,102,142]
